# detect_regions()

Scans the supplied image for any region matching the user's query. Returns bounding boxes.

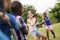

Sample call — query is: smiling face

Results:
[28,11,34,18]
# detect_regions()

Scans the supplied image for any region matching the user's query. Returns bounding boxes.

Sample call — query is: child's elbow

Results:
[20,27,28,35]
[23,29,28,35]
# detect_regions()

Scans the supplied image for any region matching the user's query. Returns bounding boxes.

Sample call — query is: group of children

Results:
[0,0,28,40]
[0,0,56,40]
[27,11,56,40]
[27,11,47,40]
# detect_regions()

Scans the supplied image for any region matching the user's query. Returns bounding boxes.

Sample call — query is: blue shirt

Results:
[0,13,19,40]
[44,16,51,26]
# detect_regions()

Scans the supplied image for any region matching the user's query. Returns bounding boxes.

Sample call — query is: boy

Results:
[11,1,28,40]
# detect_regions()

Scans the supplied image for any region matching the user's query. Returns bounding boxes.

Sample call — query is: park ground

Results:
[28,23,60,40]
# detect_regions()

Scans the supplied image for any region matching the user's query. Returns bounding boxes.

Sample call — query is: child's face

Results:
[28,11,33,18]
[43,13,47,17]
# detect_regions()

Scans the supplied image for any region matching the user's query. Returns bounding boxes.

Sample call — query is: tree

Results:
[22,5,36,23]
[49,3,60,23]
[36,13,42,22]
[6,5,42,23]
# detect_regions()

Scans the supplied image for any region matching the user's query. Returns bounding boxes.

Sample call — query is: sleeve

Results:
[10,15,19,31]
[19,17,26,29]
[45,17,49,21]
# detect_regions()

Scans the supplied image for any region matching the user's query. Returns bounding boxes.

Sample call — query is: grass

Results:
[27,23,60,40]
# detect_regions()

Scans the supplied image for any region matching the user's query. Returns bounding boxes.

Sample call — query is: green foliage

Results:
[28,23,60,40]
[22,5,42,23]
[6,5,42,23]
[6,7,12,13]
[49,3,60,23]
[36,13,42,22]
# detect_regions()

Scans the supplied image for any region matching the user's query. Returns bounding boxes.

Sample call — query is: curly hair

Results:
[11,1,23,16]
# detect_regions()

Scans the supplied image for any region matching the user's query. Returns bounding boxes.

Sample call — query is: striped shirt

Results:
[13,14,27,40]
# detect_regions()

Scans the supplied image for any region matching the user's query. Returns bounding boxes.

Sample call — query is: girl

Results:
[27,11,47,40]
[42,12,56,40]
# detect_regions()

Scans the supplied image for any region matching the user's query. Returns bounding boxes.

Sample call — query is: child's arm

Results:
[0,12,3,18]
[48,16,50,20]
[19,18,28,35]
[27,19,34,26]
[27,20,30,31]
[0,11,9,23]
[45,16,50,22]
[28,18,36,26]
[42,18,45,23]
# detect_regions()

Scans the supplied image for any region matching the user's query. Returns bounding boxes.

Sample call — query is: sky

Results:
[11,0,57,13]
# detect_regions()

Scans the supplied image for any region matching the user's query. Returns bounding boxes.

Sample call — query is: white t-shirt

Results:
[27,18,37,32]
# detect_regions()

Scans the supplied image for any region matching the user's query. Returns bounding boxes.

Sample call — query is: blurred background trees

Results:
[22,5,42,23]
[49,2,60,24]
[6,0,60,24]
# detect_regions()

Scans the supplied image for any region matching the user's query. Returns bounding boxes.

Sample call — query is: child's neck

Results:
[44,16,47,17]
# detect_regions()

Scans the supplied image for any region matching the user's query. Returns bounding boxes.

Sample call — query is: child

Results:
[42,12,56,40]
[11,1,28,40]
[27,11,47,40]
[0,0,21,40]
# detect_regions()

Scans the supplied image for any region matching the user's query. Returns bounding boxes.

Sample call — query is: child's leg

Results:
[30,31,38,40]
[45,26,50,40]
[32,35,37,40]
[35,29,47,40]
[46,29,50,40]
[49,25,56,38]
[37,36,40,40]
[50,30,56,38]
[39,33,47,40]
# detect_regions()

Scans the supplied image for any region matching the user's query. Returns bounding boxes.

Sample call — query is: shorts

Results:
[45,25,53,30]
[30,30,41,36]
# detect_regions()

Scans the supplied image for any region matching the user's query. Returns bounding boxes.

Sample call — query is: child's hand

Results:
[0,12,4,18]
[42,20,45,23]
[2,15,9,23]
[0,12,9,23]
[32,24,35,26]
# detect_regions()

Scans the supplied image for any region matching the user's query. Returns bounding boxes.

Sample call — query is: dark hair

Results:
[33,14,37,17]
[0,0,4,9]
[11,1,22,15]
[43,12,47,15]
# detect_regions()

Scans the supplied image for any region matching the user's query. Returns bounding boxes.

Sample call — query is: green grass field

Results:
[27,23,60,40]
